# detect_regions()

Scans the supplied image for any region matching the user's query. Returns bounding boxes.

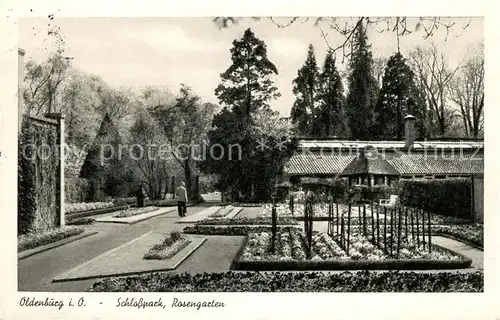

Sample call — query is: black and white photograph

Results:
[1,5,496,319]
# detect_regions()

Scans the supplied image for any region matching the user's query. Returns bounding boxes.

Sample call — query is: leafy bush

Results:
[398,179,472,219]
[18,118,37,235]
[89,270,483,292]
[18,226,84,252]
[65,178,90,204]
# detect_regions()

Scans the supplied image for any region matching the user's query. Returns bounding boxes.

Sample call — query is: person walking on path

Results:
[176,182,188,217]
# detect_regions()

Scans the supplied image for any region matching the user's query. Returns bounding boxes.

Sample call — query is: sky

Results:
[19,17,483,116]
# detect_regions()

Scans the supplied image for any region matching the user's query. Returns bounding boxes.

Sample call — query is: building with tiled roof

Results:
[283,116,484,188]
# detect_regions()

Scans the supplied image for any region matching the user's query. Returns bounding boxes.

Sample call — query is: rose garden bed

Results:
[231,227,471,271]
[261,203,474,225]
[433,224,483,249]
[197,217,299,226]
[18,226,85,252]
[114,206,159,218]
[65,204,130,220]
[143,232,192,260]
[88,270,483,292]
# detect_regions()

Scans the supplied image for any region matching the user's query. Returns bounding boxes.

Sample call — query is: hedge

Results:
[88,270,483,292]
[18,118,37,235]
[398,178,472,219]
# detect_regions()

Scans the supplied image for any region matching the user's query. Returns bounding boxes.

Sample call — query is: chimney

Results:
[18,48,25,130]
[404,114,416,149]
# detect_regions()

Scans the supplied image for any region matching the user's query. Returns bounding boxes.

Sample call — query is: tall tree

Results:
[202,28,292,201]
[129,110,172,200]
[449,48,484,138]
[291,44,320,136]
[215,28,280,117]
[409,44,461,136]
[23,53,71,115]
[345,19,379,140]
[80,113,135,200]
[374,52,427,139]
[152,84,218,199]
[313,50,345,137]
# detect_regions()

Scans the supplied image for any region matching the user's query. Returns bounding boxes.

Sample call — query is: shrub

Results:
[65,178,90,204]
[398,179,472,219]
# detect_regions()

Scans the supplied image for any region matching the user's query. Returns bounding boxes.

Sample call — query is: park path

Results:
[18,205,207,292]
[18,205,483,292]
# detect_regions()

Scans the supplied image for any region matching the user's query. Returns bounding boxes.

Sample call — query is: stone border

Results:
[18,231,98,260]
[231,235,473,271]
[52,236,207,282]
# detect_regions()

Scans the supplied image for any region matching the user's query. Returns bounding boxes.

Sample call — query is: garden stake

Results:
[396,207,402,258]
[420,208,426,248]
[415,209,420,247]
[383,206,387,254]
[370,203,375,243]
[336,202,339,236]
[347,204,351,254]
[404,207,408,240]
[363,204,367,237]
[410,209,415,241]
[358,205,362,231]
[327,201,333,236]
[376,205,380,249]
[341,215,345,250]
[271,200,277,254]
[389,208,394,256]
[427,209,432,253]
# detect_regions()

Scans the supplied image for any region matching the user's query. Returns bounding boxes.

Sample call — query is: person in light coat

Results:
[175,182,188,217]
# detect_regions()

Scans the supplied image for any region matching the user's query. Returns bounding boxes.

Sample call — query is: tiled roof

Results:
[298,139,484,150]
[284,152,355,175]
[342,153,400,176]
[284,150,484,176]
[387,153,484,175]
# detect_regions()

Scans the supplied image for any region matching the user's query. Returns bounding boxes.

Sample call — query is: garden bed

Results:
[197,217,299,226]
[209,205,237,218]
[67,217,96,225]
[18,226,85,252]
[232,228,471,271]
[88,270,483,292]
[183,225,284,236]
[144,232,191,260]
[262,203,474,225]
[114,206,159,218]
[65,204,130,219]
[65,201,115,214]
[433,224,483,249]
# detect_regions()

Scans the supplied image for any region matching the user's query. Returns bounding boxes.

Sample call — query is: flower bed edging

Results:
[231,236,472,271]
[65,205,130,220]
